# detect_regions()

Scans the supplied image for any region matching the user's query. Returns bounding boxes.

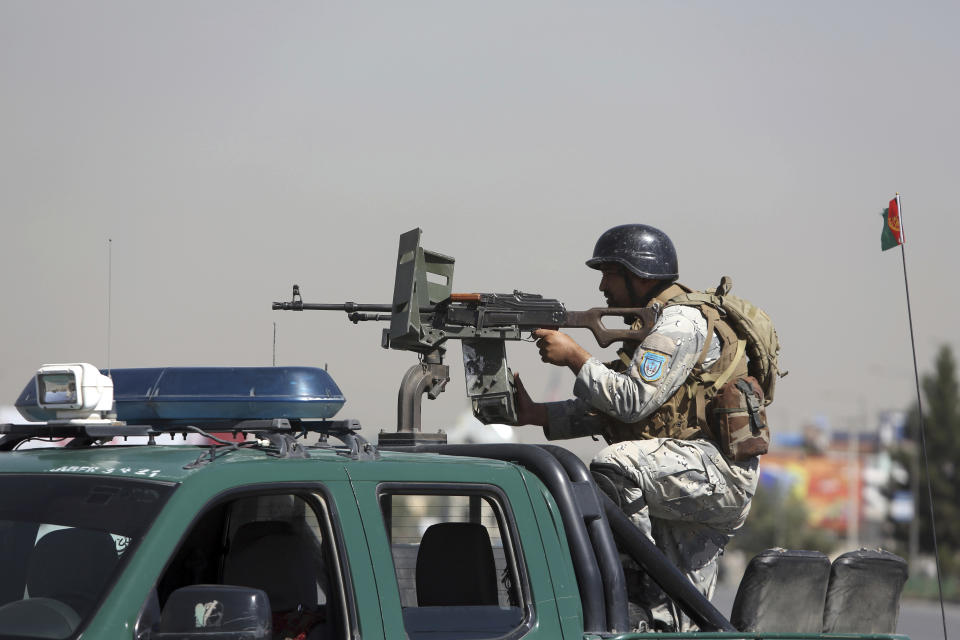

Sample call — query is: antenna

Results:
[272,322,277,367]
[107,238,113,376]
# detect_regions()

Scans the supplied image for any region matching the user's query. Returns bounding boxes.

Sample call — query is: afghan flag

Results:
[881,195,903,251]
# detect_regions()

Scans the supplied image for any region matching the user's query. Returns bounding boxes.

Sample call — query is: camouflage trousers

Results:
[591,438,758,632]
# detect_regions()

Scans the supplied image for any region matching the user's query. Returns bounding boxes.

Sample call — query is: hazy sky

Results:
[2,2,958,453]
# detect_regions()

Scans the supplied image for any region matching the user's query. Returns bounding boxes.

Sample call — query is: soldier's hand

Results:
[513,373,547,427]
[532,329,591,373]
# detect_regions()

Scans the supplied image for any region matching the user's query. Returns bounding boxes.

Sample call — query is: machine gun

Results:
[273,228,657,444]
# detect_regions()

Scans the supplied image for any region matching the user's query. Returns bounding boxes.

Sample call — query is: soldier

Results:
[514,224,760,631]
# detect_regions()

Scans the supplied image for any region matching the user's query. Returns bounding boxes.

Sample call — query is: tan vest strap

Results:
[695,305,719,368]
[619,350,634,369]
[704,338,747,394]
[694,387,711,440]
[712,314,739,352]
[653,283,691,307]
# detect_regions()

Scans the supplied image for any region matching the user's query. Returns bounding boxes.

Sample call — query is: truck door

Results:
[124,480,379,640]
[348,463,568,640]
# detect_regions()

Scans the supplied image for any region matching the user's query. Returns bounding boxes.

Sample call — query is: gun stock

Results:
[563,307,659,348]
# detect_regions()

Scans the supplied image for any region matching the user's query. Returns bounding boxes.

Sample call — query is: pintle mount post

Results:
[378,229,453,447]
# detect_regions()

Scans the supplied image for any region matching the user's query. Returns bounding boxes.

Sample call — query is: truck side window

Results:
[148,491,351,640]
[379,487,530,640]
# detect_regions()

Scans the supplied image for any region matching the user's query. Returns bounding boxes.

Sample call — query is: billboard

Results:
[759,453,861,533]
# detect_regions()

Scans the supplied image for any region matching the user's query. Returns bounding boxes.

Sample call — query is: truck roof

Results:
[0,441,520,484]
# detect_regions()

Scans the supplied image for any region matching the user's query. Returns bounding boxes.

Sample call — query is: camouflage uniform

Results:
[544,302,759,631]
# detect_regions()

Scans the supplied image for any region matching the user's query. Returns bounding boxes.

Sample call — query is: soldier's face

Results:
[598,267,626,306]
[599,267,658,307]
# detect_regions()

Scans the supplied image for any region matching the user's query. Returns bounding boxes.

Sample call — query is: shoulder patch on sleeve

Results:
[637,350,670,383]
[641,331,679,354]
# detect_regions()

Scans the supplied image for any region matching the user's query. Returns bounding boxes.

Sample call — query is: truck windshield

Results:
[0,475,176,640]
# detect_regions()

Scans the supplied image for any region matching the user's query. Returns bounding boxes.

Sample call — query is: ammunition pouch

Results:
[707,376,769,462]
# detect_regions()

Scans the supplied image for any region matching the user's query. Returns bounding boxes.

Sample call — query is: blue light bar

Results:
[16,367,345,424]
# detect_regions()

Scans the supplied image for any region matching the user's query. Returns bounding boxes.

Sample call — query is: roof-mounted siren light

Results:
[34,363,116,424]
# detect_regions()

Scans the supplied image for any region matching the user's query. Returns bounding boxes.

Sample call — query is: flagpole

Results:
[107,238,112,377]
[895,195,948,640]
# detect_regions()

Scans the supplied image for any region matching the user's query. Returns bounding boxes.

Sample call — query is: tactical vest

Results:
[598,283,749,445]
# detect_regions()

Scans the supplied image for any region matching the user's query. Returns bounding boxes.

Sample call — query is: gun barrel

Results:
[272,301,436,314]
[272,301,397,312]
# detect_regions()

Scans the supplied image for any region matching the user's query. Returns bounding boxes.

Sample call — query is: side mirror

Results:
[156,585,271,639]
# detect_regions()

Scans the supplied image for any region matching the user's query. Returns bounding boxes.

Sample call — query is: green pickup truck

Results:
[0,363,908,640]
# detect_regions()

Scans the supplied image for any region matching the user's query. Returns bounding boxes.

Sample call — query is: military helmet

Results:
[585,224,679,281]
